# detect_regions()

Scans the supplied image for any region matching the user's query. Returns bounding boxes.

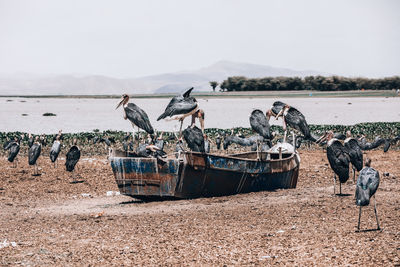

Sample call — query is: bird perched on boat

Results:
[317,131,350,195]
[50,135,62,168]
[5,136,21,168]
[215,134,222,150]
[266,101,315,142]
[182,125,205,153]
[157,87,202,137]
[28,136,42,176]
[223,135,264,151]
[116,94,154,144]
[154,132,165,151]
[344,131,363,182]
[204,135,211,153]
[250,109,272,143]
[355,158,380,231]
[175,137,184,158]
[66,139,81,181]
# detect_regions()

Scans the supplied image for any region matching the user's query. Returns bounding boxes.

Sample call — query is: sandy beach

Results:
[1,149,399,265]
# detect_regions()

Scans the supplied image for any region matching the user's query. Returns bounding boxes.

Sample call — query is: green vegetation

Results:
[220,76,400,92]
[1,122,398,147]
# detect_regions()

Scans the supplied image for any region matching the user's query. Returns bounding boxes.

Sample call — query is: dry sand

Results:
[1,150,399,265]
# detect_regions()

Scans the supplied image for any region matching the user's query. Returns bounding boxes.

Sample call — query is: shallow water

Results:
[0,97,399,134]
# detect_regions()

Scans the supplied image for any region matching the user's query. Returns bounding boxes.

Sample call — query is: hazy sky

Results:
[0,0,399,78]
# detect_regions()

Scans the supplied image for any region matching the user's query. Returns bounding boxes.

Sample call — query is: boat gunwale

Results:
[109,150,298,164]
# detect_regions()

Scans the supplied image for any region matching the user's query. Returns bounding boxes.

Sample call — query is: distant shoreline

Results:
[0,90,398,99]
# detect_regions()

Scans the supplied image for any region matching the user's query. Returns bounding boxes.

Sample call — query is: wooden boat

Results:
[109,146,300,199]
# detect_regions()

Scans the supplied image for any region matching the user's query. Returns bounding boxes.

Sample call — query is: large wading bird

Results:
[182,125,205,153]
[157,88,204,137]
[116,94,154,145]
[27,133,34,148]
[317,131,350,195]
[356,158,380,231]
[50,135,62,168]
[250,109,273,145]
[28,136,42,176]
[344,131,363,182]
[66,139,81,182]
[6,136,21,168]
[266,101,315,142]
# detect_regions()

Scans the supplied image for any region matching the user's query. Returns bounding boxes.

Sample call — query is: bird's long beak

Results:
[315,133,327,144]
[116,98,124,110]
[266,110,271,121]
[275,108,284,119]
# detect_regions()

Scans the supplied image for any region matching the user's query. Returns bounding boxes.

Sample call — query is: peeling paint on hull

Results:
[110,150,300,199]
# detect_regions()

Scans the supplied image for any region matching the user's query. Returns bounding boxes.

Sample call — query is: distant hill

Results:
[0,61,330,95]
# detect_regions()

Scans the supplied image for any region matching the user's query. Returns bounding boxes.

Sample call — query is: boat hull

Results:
[110,151,300,199]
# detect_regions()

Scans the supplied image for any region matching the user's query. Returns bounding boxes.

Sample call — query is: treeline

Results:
[219,76,400,91]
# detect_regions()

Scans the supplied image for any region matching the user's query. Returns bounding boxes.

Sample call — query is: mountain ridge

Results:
[0,61,330,95]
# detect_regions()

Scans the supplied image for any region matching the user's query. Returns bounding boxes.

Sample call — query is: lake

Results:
[1,97,399,134]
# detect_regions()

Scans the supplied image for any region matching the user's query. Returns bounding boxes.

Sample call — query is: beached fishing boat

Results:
[109,146,300,199]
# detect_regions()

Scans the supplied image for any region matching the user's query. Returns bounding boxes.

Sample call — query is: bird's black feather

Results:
[250,109,272,140]
[182,126,205,153]
[28,143,41,165]
[125,103,154,134]
[66,146,80,172]
[326,140,350,183]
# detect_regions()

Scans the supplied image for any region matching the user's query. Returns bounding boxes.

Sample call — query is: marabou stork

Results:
[28,136,42,176]
[52,130,63,142]
[266,101,315,142]
[317,131,350,195]
[66,139,81,182]
[250,109,272,142]
[175,138,184,158]
[6,136,21,168]
[154,132,165,151]
[204,135,210,153]
[223,135,265,153]
[27,133,34,148]
[344,131,363,182]
[182,125,205,153]
[215,134,222,150]
[50,135,62,168]
[356,158,380,231]
[157,87,203,137]
[116,94,154,146]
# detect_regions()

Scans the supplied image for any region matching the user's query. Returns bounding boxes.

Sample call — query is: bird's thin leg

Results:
[374,196,381,230]
[283,118,287,143]
[333,174,336,195]
[357,206,362,231]
[353,166,356,183]
[178,119,183,139]
[339,182,342,195]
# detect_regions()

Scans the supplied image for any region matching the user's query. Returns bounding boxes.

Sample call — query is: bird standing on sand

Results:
[266,101,315,142]
[344,131,363,182]
[355,158,380,231]
[6,136,21,168]
[317,131,350,195]
[27,133,34,148]
[28,136,42,176]
[157,87,203,137]
[50,135,62,168]
[66,139,81,182]
[116,94,154,146]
